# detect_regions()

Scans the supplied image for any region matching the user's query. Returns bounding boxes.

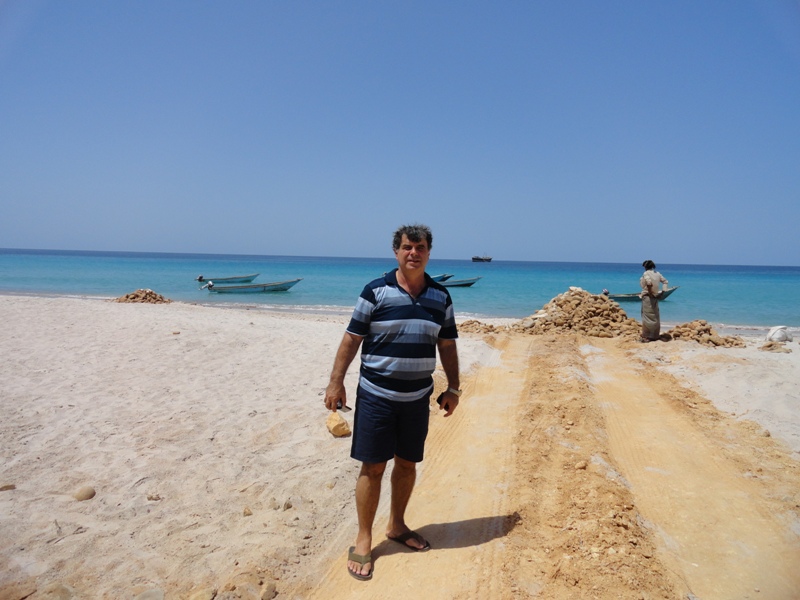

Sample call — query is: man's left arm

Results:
[437,338,460,417]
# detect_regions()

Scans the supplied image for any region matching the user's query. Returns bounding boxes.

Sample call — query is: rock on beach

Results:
[113,289,172,304]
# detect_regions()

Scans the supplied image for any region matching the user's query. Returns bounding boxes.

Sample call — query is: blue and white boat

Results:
[196,273,259,283]
[441,276,482,288]
[201,278,302,293]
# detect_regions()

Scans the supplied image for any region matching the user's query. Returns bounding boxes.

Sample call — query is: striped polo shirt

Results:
[347,269,458,402]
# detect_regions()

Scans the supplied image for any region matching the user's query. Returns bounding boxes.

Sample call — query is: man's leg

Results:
[349,461,386,577]
[385,456,427,549]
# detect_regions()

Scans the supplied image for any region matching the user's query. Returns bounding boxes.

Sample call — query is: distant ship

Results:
[471,255,492,262]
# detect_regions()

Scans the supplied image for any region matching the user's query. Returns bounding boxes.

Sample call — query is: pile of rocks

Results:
[666,320,745,348]
[460,288,640,338]
[510,287,640,338]
[113,289,172,304]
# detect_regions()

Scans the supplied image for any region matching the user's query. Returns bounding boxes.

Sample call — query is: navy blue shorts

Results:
[351,385,431,464]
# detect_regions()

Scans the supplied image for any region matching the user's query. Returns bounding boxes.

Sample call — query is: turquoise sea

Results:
[1,249,798,331]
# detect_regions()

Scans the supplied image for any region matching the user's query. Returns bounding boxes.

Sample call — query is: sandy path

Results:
[289,335,524,599]
[582,338,800,599]
[288,333,800,600]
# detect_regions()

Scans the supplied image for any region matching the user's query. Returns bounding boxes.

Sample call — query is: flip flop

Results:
[347,546,373,581]
[387,530,431,552]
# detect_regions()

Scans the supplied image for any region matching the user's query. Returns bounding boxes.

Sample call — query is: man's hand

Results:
[437,390,460,417]
[325,382,347,412]
[324,332,362,413]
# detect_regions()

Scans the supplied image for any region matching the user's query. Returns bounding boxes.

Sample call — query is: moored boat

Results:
[441,276,482,288]
[196,273,259,283]
[429,273,454,282]
[201,278,302,293]
[471,255,492,262]
[606,286,680,302]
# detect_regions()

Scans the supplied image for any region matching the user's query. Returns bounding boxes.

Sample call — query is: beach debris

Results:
[759,341,792,354]
[326,412,352,437]
[73,485,96,501]
[113,289,172,304]
[766,326,793,342]
[462,287,640,338]
[0,484,16,492]
[243,506,253,517]
[667,320,746,348]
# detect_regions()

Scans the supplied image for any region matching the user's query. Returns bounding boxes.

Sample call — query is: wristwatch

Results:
[446,387,462,397]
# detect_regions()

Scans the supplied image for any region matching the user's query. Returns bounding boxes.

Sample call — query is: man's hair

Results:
[642,260,656,270]
[392,224,433,251]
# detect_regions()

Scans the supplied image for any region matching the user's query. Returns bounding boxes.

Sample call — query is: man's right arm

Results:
[324,332,363,412]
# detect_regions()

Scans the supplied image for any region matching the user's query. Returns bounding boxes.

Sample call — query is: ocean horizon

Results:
[2,248,799,332]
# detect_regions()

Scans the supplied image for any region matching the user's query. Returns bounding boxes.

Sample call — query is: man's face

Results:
[394,234,430,274]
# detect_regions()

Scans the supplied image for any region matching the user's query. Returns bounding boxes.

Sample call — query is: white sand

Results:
[0,295,495,598]
[0,295,797,598]
[636,333,800,457]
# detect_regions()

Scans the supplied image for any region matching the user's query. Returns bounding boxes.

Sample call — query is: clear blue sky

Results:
[1,1,799,265]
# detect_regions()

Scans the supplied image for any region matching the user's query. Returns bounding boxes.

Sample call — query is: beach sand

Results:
[1,295,798,599]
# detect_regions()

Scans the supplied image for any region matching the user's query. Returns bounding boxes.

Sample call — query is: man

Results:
[324,223,461,581]
[639,259,669,342]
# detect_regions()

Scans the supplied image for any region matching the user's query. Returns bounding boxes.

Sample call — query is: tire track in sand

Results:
[582,337,800,600]
[292,335,532,599]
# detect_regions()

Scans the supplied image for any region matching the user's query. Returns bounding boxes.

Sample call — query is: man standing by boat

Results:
[324,223,461,581]
[640,260,669,342]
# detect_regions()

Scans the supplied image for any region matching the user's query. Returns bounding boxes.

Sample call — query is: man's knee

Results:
[360,461,387,480]
[392,456,417,474]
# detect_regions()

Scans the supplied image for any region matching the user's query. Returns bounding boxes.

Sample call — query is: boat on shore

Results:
[201,278,302,293]
[442,276,482,288]
[606,286,680,302]
[196,273,259,283]
[471,255,492,262]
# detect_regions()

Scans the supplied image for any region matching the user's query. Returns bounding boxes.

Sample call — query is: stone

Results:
[73,486,96,501]
[326,412,351,437]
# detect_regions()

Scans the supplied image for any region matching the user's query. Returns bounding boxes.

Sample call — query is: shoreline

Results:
[0,290,784,339]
